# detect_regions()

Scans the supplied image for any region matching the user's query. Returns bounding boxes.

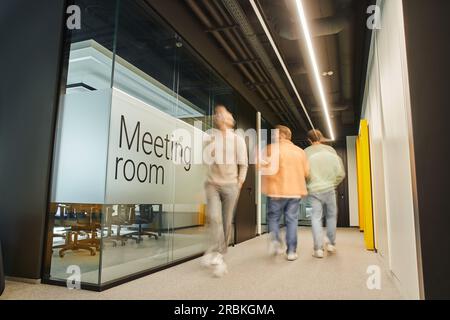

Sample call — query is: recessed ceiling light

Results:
[295,0,335,140]
[249,0,316,133]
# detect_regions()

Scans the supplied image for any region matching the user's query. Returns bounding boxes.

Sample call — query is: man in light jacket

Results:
[305,129,346,258]
[201,105,248,277]
[262,125,309,261]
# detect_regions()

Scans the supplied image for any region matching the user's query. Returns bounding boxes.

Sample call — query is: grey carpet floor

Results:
[1,227,402,300]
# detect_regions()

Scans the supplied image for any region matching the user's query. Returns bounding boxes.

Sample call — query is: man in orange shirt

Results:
[261,125,309,261]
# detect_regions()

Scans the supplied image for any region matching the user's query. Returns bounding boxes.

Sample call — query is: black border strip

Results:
[66,82,97,91]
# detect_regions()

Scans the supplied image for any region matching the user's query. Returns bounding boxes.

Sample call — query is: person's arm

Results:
[259,144,271,169]
[302,150,310,179]
[237,135,248,188]
[334,155,346,186]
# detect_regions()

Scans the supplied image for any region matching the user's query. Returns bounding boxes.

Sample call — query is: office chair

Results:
[58,205,99,257]
[52,203,70,248]
[103,204,134,247]
[77,205,102,251]
[125,204,159,243]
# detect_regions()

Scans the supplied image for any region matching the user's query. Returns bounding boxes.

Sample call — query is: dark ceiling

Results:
[176,0,374,144]
[68,0,373,144]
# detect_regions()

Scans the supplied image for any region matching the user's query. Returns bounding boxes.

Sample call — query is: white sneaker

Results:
[210,253,223,265]
[200,252,222,267]
[326,244,336,253]
[313,249,324,258]
[268,241,285,256]
[213,261,228,278]
[287,253,298,261]
[200,252,214,267]
[200,253,213,267]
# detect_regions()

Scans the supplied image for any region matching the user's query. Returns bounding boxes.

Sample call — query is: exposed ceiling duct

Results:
[276,0,352,39]
[288,63,308,75]
[185,0,312,130]
[175,0,372,139]
[278,11,350,39]
[279,0,354,106]
[220,0,309,131]
[311,104,349,112]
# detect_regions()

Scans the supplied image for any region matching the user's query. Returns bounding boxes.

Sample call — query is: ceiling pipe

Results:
[278,13,350,40]
[337,22,353,104]
[273,0,352,39]
[311,104,349,112]
[185,0,292,125]
[190,0,294,126]
[281,0,354,108]
[221,0,310,131]
[204,0,297,126]
[211,0,300,128]
[288,63,308,75]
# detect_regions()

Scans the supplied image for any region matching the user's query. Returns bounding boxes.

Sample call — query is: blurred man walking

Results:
[201,105,248,277]
[262,125,309,261]
[305,129,346,258]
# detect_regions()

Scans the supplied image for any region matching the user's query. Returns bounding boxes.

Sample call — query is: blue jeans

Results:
[309,190,337,250]
[267,197,300,254]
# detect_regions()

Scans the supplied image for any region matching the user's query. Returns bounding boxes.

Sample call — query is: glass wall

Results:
[43,0,120,286]
[43,0,252,288]
[260,117,270,233]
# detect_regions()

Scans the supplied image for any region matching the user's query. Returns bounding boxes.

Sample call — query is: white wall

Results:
[361,0,420,299]
[346,136,359,227]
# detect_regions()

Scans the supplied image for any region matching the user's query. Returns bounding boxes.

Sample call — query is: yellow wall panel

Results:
[356,120,375,250]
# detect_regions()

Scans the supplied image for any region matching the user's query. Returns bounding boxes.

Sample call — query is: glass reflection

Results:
[44,0,247,288]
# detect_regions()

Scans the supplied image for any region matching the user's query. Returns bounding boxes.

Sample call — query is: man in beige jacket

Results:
[201,105,248,277]
[262,125,309,261]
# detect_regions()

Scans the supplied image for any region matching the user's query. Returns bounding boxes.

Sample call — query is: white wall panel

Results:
[346,136,359,227]
[361,0,420,299]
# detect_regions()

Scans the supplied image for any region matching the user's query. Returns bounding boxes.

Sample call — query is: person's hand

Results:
[238,181,243,189]
[258,158,272,171]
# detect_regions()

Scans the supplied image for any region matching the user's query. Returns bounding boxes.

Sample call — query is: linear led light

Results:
[249,0,316,133]
[295,0,335,140]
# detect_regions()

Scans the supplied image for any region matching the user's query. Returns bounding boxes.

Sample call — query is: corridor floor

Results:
[1,228,402,300]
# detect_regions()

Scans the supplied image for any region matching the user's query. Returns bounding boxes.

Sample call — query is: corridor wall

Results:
[346,136,359,227]
[361,0,420,299]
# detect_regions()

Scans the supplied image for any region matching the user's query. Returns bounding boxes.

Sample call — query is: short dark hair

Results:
[276,125,292,140]
[307,129,324,143]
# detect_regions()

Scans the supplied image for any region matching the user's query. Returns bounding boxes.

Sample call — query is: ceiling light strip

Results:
[249,0,315,132]
[295,0,335,140]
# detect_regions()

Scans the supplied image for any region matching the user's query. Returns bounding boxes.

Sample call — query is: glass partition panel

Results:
[260,117,271,233]
[171,41,235,261]
[44,0,120,286]
[100,0,178,284]
[45,0,261,288]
